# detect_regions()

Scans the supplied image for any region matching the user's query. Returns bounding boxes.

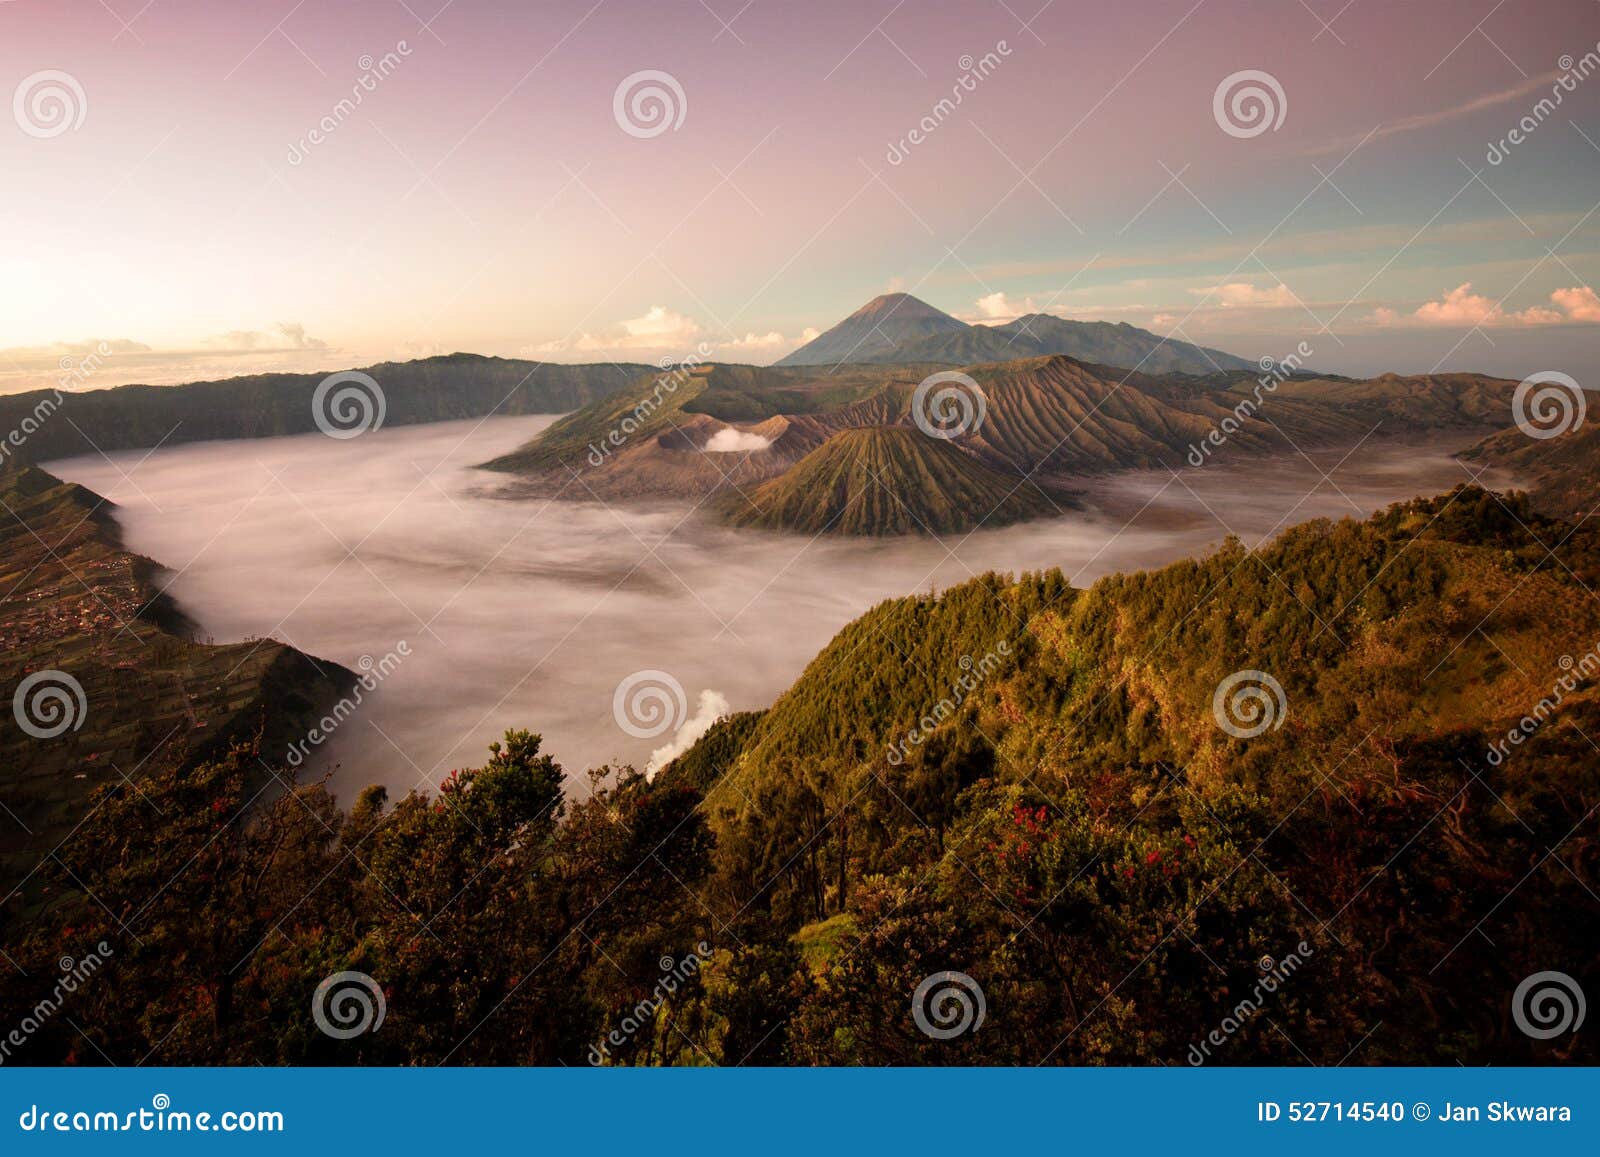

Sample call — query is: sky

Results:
[2,0,1599,391]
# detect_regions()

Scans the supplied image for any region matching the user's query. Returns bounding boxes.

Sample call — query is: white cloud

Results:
[718,330,787,350]
[1188,282,1297,308]
[1372,282,1596,327]
[1552,286,1600,322]
[646,689,729,777]
[962,291,1045,325]
[704,428,773,452]
[1413,282,1500,325]
[620,305,701,342]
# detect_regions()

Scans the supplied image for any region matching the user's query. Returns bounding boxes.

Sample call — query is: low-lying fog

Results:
[48,416,1513,802]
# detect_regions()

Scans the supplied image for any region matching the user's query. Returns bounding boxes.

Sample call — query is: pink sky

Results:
[2,0,1598,389]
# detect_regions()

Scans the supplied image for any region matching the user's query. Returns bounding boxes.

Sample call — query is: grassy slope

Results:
[0,467,354,894]
[1463,420,1598,520]
[719,426,1065,536]
[686,484,1600,813]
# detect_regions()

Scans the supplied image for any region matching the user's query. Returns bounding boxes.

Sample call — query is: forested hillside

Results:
[3,485,1593,1065]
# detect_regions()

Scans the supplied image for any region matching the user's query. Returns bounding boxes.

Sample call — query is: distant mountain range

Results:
[776,292,1255,376]
[0,355,646,465]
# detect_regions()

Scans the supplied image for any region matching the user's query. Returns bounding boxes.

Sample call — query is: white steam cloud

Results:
[647,688,730,777]
[704,428,772,452]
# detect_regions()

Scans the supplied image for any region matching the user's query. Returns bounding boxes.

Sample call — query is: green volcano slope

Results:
[719,426,1064,536]
[658,486,1600,1063]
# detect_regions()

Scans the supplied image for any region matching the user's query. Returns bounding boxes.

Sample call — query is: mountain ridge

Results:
[777,293,1255,375]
